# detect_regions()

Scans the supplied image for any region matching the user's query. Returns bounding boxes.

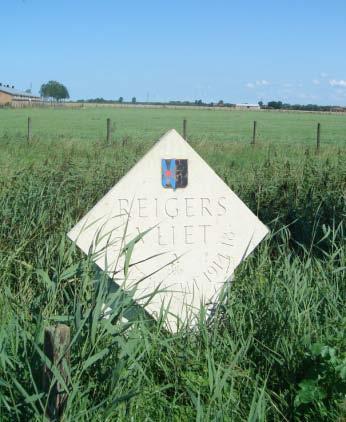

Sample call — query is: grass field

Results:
[0,107,345,420]
[1,106,346,147]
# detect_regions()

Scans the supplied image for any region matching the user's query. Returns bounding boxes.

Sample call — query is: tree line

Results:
[76,97,345,112]
[263,101,345,112]
[76,98,236,107]
[38,80,346,112]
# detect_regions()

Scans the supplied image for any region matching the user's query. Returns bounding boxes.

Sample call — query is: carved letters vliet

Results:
[68,129,269,329]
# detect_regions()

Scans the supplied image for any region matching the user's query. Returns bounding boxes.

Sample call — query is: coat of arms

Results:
[161,159,188,189]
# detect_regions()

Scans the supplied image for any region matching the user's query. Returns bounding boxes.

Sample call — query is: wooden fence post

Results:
[183,119,187,140]
[27,117,32,142]
[43,324,70,420]
[316,123,321,152]
[122,135,129,147]
[106,118,111,144]
[252,120,257,145]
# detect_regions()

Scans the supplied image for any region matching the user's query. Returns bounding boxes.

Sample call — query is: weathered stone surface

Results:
[68,129,269,330]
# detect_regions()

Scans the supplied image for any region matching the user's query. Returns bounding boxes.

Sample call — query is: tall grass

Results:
[0,134,345,420]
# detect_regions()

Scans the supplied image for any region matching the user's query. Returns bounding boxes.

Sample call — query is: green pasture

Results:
[1,106,346,146]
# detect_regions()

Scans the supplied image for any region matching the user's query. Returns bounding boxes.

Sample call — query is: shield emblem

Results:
[161,159,188,189]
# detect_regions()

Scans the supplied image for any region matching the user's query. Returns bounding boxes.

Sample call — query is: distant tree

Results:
[267,101,283,109]
[259,101,344,112]
[118,97,124,103]
[25,88,32,94]
[40,81,69,101]
[258,101,263,107]
[218,100,224,106]
[132,97,136,103]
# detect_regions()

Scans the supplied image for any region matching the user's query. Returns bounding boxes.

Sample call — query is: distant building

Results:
[235,103,260,110]
[0,83,40,105]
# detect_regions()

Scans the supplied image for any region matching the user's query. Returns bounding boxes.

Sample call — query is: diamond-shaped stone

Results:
[68,129,268,330]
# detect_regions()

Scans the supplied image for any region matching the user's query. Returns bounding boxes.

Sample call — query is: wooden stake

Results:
[43,325,70,420]
[27,117,32,142]
[316,123,321,152]
[183,119,187,140]
[252,120,257,145]
[106,118,111,144]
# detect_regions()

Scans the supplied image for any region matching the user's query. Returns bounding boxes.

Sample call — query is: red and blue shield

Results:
[161,159,188,189]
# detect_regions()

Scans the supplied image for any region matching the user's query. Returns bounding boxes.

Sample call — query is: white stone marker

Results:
[68,129,269,330]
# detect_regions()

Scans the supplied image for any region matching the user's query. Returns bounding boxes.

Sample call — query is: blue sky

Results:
[2,0,346,104]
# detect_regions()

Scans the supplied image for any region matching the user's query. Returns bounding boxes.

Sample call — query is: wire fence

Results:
[0,107,346,149]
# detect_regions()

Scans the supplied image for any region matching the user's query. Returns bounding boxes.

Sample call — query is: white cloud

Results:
[312,79,320,85]
[256,80,270,86]
[329,79,346,88]
[246,80,270,89]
